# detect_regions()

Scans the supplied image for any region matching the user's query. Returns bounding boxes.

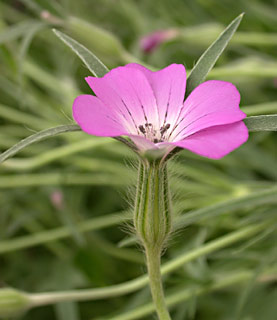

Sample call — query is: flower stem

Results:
[145,246,171,320]
[134,159,172,319]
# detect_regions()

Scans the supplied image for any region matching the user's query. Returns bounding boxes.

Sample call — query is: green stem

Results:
[134,160,172,319]
[145,247,171,320]
[107,271,260,320]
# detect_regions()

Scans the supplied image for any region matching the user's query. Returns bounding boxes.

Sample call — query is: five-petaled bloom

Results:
[73,64,248,159]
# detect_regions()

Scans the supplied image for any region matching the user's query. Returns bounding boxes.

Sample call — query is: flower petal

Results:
[171,80,246,141]
[86,66,159,132]
[126,63,186,127]
[73,95,127,137]
[172,121,248,159]
[129,136,176,158]
[85,76,137,134]
[128,135,158,151]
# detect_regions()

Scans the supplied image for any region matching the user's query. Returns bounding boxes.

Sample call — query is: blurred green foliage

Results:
[0,0,276,319]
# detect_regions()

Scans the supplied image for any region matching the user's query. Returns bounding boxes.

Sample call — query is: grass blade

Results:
[186,13,244,97]
[2,138,112,170]
[0,125,80,164]
[0,172,127,188]
[0,20,43,44]
[0,212,128,254]
[175,186,277,230]
[53,29,109,77]
[16,221,273,305]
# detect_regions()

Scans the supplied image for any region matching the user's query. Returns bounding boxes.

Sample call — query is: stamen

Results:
[139,122,171,143]
[160,123,171,136]
[139,125,146,134]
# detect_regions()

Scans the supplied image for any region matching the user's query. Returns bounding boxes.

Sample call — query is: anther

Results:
[145,123,152,127]
[139,125,146,134]
[154,138,159,143]
[160,123,171,135]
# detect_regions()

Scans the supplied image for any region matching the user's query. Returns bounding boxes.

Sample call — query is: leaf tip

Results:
[52,28,61,37]
[231,12,245,25]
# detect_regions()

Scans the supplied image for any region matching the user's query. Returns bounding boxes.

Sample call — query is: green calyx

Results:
[134,160,172,250]
[0,288,31,318]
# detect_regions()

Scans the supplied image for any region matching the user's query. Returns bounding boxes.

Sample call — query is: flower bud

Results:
[134,160,172,250]
[0,288,31,317]
[140,29,179,54]
[50,190,64,210]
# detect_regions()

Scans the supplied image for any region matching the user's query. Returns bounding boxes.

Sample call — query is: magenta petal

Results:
[85,76,138,133]
[126,63,186,125]
[87,66,159,130]
[173,121,249,159]
[129,136,176,157]
[73,95,127,137]
[128,135,158,151]
[173,80,246,140]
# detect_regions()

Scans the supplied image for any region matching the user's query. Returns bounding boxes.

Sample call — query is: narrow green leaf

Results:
[9,221,272,305]
[1,184,274,252]
[2,138,112,170]
[0,20,43,44]
[175,186,277,230]
[0,212,128,254]
[244,115,277,132]
[0,103,52,129]
[0,172,127,188]
[53,29,109,77]
[186,13,244,97]
[0,125,80,164]
[20,0,44,15]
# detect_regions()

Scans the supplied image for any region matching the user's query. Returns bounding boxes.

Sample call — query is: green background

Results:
[0,0,276,319]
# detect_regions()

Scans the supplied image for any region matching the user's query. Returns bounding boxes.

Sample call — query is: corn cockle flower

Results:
[72,63,248,320]
[73,63,248,160]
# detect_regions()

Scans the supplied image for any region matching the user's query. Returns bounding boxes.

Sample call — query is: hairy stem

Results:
[145,247,171,320]
[134,160,172,319]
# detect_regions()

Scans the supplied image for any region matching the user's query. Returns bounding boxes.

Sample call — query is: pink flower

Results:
[140,29,179,54]
[73,64,248,159]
